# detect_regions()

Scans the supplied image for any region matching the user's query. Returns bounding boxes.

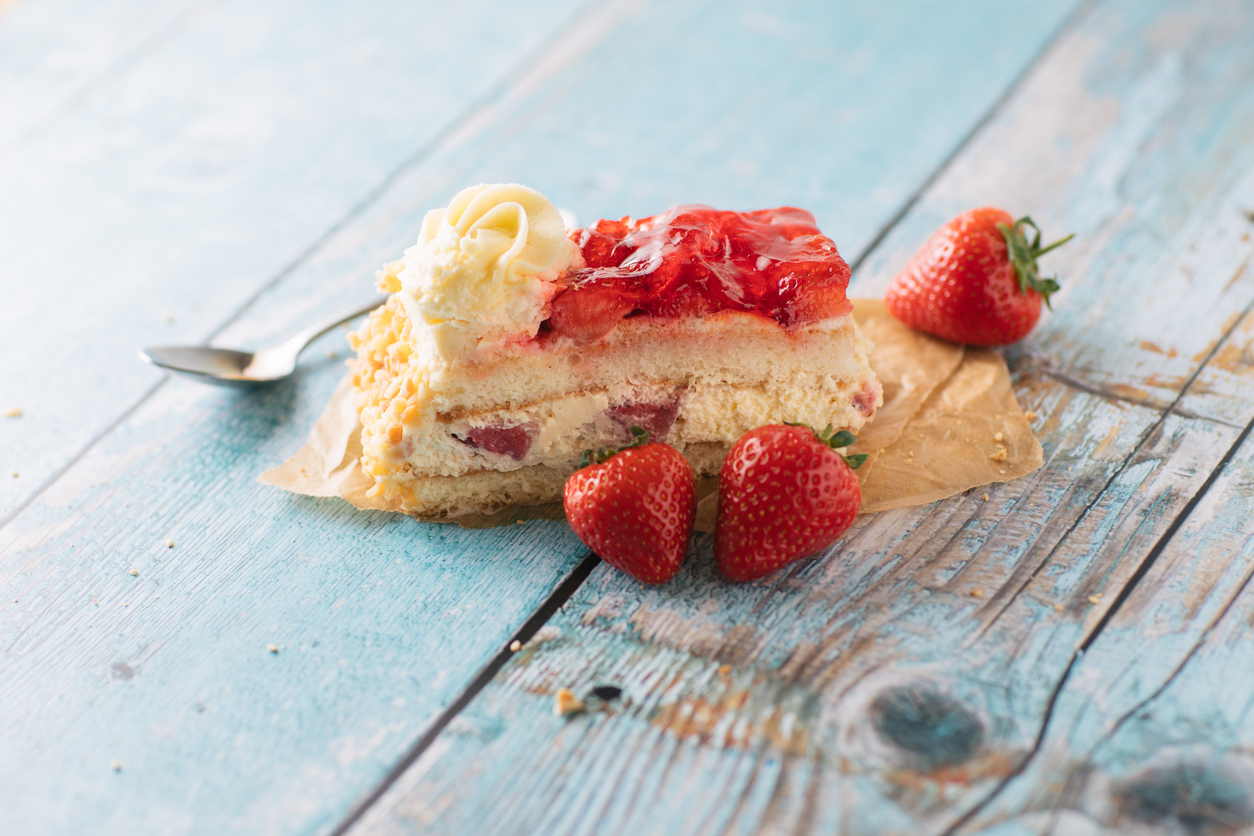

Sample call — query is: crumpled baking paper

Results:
[260,299,1043,531]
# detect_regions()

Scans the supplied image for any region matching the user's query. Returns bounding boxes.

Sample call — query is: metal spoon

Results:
[140,299,380,388]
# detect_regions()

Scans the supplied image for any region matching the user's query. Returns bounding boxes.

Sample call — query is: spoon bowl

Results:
[140,300,379,387]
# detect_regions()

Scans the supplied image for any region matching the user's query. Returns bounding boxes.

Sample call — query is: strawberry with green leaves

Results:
[885,207,1073,346]
[564,427,696,584]
[716,424,865,582]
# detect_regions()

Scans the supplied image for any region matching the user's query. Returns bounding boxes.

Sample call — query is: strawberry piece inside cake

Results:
[349,184,882,517]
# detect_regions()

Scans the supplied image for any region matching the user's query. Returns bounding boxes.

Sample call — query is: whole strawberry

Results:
[564,427,696,584]
[885,207,1073,346]
[716,424,865,582]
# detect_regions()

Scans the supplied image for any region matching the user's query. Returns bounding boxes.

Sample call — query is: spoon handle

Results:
[280,299,382,358]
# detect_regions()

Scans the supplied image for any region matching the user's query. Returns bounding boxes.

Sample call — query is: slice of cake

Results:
[348,184,882,517]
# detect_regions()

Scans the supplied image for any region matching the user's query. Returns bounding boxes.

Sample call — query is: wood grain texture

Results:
[345,0,1254,833]
[322,0,1083,269]
[954,359,1254,832]
[0,1,614,833]
[0,351,593,835]
[854,0,1254,426]
[0,0,589,522]
[0,0,1094,831]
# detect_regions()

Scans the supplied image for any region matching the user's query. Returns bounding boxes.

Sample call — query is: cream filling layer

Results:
[386,373,877,479]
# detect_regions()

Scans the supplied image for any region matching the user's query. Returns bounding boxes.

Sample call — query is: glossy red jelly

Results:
[547,205,852,343]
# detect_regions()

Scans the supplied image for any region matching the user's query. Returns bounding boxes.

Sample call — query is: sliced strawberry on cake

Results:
[348,184,882,517]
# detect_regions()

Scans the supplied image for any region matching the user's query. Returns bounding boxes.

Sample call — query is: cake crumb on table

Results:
[166,540,175,549]
[129,569,138,577]
[1087,594,1103,604]
[110,759,122,772]
[268,644,279,654]
[509,640,521,652]
[981,493,989,501]
[554,688,585,717]
[1054,603,1064,612]
[969,588,984,598]
[4,406,21,418]
[1024,411,1037,422]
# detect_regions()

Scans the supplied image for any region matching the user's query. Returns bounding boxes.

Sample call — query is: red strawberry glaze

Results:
[548,206,852,343]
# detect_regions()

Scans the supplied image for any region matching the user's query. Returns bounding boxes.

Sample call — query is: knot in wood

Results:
[870,685,983,770]
[1115,757,1254,833]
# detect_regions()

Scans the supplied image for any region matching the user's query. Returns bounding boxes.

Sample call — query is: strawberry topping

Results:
[551,206,852,343]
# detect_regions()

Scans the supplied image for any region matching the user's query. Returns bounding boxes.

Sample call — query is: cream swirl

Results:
[398,184,578,363]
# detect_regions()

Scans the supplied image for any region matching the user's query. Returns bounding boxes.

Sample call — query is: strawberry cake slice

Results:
[348,184,882,517]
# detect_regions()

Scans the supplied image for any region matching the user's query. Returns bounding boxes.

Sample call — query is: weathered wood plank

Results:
[855,0,1254,427]
[954,315,1254,834]
[349,401,1236,836]
[0,354,594,835]
[0,0,1092,832]
[318,0,1083,273]
[0,0,589,521]
[346,0,1254,832]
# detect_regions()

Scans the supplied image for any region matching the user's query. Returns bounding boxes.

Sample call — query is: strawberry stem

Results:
[996,217,1074,310]
[787,422,868,470]
[579,426,650,467]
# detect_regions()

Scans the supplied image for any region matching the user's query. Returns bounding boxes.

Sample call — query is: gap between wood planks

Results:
[317,0,1108,831]
[940,282,1254,836]
[327,552,603,836]
[14,0,1245,830]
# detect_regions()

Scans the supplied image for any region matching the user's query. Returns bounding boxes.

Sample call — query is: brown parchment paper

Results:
[260,299,1042,530]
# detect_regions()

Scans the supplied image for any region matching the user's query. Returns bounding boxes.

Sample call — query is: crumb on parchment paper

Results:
[4,406,21,418]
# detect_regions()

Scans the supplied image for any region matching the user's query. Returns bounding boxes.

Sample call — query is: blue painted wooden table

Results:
[4,0,1254,833]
